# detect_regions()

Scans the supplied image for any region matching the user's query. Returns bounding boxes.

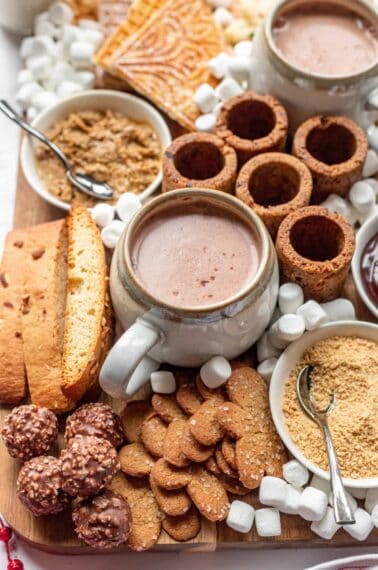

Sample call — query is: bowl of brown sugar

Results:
[269,320,378,489]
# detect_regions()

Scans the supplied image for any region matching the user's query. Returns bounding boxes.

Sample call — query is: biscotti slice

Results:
[0,231,30,403]
[62,204,110,401]
[21,220,74,413]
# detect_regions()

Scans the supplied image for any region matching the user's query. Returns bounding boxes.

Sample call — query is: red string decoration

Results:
[0,517,24,570]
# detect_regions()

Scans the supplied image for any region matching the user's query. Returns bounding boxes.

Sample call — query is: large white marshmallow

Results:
[279,485,302,515]
[257,332,280,362]
[90,203,115,229]
[34,18,58,39]
[233,40,253,58]
[364,177,378,197]
[62,24,80,54]
[56,80,82,98]
[16,82,42,108]
[116,192,142,223]
[82,29,104,49]
[298,487,328,521]
[74,70,96,89]
[194,83,218,114]
[365,488,378,514]
[48,1,74,25]
[278,283,304,314]
[195,113,217,133]
[70,40,95,68]
[226,56,250,82]
[270,314,305,344]
[226,500,255,533]
[343,508,374,541]
[49,61,76,89]
[150,371,176,394]
[362,149,378,177]
[257,358,278,383]
[296,300,328,331]
[213,6,234,27]
[26,54,53,80]
[310,507,340,540]
[32,89,58,112]
[259,476,288,509]
[200,356,232,389]
[255,508,282,537]
[321,298,356,322]
[215,77,243,101]
[207,52,231,79]
[349,181,376,214]
[282,460,309,487]
[101,220,126,249]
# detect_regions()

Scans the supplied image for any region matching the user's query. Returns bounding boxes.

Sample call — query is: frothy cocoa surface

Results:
[272,3,378,76]
[130,205,260,308]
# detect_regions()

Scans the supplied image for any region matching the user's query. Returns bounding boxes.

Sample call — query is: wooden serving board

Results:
[0,160,377,554]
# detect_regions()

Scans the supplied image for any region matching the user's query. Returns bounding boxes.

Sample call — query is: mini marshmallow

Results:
[280,485,302,515]
[215,77,243,101]
[31,36,56,57]
[321,298,356,322]
[34,19,58,39]
[82,29,104,49]
[226,500,255,533]
[346,487,367,501]
[79,19,102,31]
[27,106,38,122]
[207,52,231,79]
[48,1,74,25]
[16,82,42,108]
[257,358,278,383]
[74,70,96,89]
[56,80,82,98]
[26,55,53,80]
[233,40,253,58]
[298,487,328,522]
[206,0,231,7]
[343,508,374,541]
[226,56,250,82]
[362,149,378,177]
[309,474,331,497]
[270,314,305,344]
[320,193,357,225]
[259,476,288,508]
[365,488,378,514]
[364,177,378,197]
[90,203,115,228]
[366,124,378,152]
[32,90,58,112]
[53,41,65,61]
[257,332,280,362]
[371,504,378,527]
[101,220,126,249]
[150,371,176,394]
[116,192,142,223]
[62,24,80,53]
[255,508,281,537]
[329,490,357,514]
[282,460,309,487]
[70,41,95,68]
[20,37,36,59]
[356,203,378,226]
[278,283,304,314]
[200,356,232,389]
[296,300,328,331]
[17,69,34,86]
[349,181,376,213]
[310,507,340,540]
[194,83,218,114]
[49,61,76,89]
[213,7,234,27]
[195,113,217,133]
[268,329,289,350]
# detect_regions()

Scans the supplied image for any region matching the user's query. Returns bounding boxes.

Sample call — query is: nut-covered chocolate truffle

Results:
[61,435,120,497]
[17,456,69,516]
[72,490,131,549]
[65,403,124,448]
[2,405,58,461]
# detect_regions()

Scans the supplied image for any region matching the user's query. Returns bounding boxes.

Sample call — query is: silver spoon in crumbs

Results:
[297,365,355,525]
[0,100,114,201]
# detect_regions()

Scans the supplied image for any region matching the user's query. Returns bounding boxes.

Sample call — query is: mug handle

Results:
[100,317,161,399]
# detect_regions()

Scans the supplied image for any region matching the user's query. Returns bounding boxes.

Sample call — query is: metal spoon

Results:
[296,365,355,525]
[0,100,113,201]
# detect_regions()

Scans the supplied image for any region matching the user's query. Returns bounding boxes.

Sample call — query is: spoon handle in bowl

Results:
[319,420,355,525]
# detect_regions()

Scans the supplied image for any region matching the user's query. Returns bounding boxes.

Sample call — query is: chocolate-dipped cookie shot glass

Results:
[216,91,288,166]
[292,115,368,202]
[162,133,237,194]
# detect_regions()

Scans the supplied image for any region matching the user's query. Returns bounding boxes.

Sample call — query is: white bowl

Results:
[21,89,172,211]
[269,320,378,489]
[351,214,378,319]
[305,554,378,570]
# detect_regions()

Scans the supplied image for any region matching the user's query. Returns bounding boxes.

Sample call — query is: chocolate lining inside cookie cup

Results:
[216,92,288,166]
[276,206,355,302]
[118,189,275,320]
[236,152,312,238]
[293,116,368,202]
[162,133,237,194]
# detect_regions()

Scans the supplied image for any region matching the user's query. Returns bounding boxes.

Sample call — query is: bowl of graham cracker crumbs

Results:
[270,320,378,488]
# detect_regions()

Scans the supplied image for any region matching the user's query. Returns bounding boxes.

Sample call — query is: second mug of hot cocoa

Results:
[100,189,278,399]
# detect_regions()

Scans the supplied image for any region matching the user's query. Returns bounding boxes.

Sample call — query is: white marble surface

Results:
[0,25,377,570]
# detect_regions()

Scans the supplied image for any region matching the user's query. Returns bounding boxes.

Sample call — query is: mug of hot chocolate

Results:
[249,0,378,129]
[100,189,278,398]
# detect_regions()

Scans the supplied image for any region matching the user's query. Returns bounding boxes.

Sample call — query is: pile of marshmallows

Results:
[90,195,142,249]
[16,1,103,121]
[148,361,378,541]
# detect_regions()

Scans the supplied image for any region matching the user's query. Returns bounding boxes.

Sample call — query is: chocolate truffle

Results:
[61,435,120,497]
[72,490,131,549]
[17,456,69,516]
[64,403,124,448]
[1,404,58,461]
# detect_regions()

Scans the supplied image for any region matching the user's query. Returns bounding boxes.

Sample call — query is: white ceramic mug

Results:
[249,0,378,130]
[0,0,53,34]
[100,189,279,399]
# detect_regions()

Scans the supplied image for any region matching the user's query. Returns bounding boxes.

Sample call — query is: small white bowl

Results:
[352,214,378,319]
[269,320,378,489]
[21,89,172,211]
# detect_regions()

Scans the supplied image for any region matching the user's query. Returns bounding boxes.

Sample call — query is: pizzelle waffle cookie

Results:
[95,0,225,130]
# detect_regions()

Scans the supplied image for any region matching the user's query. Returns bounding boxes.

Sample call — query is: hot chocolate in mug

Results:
[100,189,279,399]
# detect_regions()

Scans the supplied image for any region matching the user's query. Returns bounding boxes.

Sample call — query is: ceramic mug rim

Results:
[119,188,273,318]
[264,0,378,87]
